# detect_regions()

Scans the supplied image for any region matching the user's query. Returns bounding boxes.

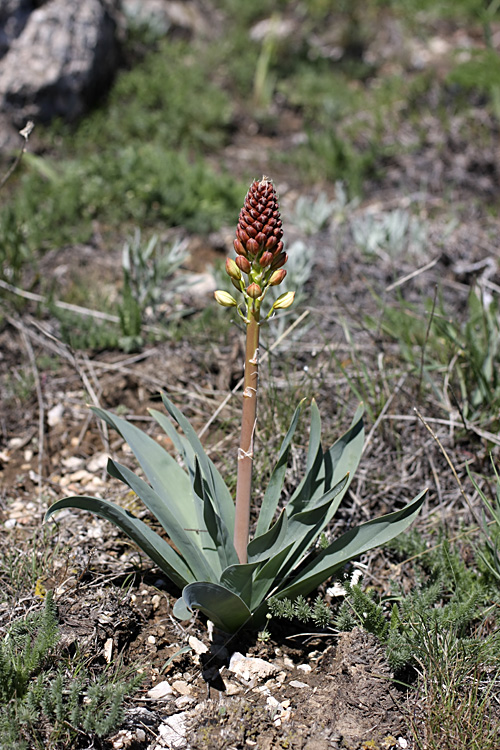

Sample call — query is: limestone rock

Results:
[0,0,119,127]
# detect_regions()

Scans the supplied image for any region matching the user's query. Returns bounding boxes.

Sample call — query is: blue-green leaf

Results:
[249,544,295,611]
[160,393,235,529]
[107,459,216,582]
[287,400,326,515]
[248,510,288,564]
[274,475,349,583]
[276,489,427,601]
[45,496,194,589]
[219,560,263,606]
[181,582,252,632]
[255,400,305,535]
[196,458,239,572]
[322,403,364,523]
[92,407,192,523]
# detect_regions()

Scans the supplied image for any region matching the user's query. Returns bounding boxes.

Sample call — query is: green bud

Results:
[214,290,238,307]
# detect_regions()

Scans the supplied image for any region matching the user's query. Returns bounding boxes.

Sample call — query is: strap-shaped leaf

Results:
[255,400,305,535]
[150,408,196,479]
[248,509,288,564]
[45,496,194,589]
[195,458,239,572]
[273,475,349,584]
[181,582,252,632]
[276,489,427,602]
[287,400,326,515]
[249,544,294,611]
[322,403,364,523]
[219,560,263,606]
[161,393,235,529]
[107,459,216,582]
[92,407,192,520]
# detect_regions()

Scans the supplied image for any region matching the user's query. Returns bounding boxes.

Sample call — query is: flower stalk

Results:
[215,176,294,563]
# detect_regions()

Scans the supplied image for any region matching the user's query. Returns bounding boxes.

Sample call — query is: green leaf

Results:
[249,544,295,611]
[107,459,217,582]
[276,489,427,601]
[274,475,349,583]
[160,393,235,529]
[248,510,288,564]
[287,400,326,515]
[219,560,263,606]
[256,400,305,535]
[181,582,252,632]
[150,408,196,480]
[322,403,364,524]
[195,458,239,572]
[45,496,193,589]
[172,598,193,621]
[92,407,192,524]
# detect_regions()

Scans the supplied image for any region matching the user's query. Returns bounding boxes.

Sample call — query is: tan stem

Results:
[234,303,260,564]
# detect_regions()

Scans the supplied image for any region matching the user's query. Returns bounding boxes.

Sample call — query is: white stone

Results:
[229,652,279,682]
[158,713,188,749]
[289,679,309,688]
[147,680,173,699]
[188,635,208,655]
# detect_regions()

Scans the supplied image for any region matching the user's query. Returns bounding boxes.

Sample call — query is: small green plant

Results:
[373,288,500,428]
[46,178,425,633]
[0,592,141,750]
[468,458,500,583]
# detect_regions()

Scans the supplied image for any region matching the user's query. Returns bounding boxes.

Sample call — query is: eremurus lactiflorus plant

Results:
[46,177,426,633]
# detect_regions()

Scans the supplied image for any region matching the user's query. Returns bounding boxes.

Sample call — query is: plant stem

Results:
[234,302,260,563]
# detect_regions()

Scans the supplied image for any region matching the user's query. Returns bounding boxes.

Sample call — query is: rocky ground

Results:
[1,3,500,749]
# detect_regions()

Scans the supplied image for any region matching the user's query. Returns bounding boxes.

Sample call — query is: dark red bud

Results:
[255,232,266,245]
[235,255,251,273]
[265,235,278,251]
[259,251,273,267]
[271,252,287,270]
[233,238,247,257]
[246,225,257,239]
[246,238,259,255]
[237,228,249,244]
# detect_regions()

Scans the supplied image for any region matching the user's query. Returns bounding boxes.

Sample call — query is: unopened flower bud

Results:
[214,290,238,307]
[265,235,278,251]
[231,277,242,292]
[235,255,251,274]
[225,257,242,281]
[246,238,259,256]
[233,238,247,257]
[246,282,262,299]
[259,251,273,268]
[272,291,295,310]
[269,269,287,286]
[271,252,287,270]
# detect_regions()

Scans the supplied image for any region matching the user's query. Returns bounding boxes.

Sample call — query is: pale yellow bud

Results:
[214,290,238,307]
[272,291,295,310]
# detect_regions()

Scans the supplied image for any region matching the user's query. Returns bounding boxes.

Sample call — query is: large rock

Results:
[0,0,119,127]
[0,0,35,59]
